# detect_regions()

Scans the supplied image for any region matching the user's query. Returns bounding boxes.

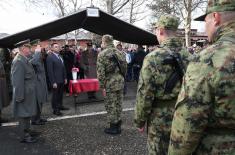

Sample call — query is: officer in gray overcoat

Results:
[11,40,38,143]
[29,39,48,125]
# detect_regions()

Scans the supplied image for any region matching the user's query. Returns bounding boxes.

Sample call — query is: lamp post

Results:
[90,0,94,7]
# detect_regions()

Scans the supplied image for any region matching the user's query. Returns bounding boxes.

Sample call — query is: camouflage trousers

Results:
[104,90,123,124]
[147,107,174,155]
[193,133,235,155]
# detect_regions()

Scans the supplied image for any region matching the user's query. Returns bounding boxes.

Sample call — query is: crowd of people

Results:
[0,35,149,143]
[0,0,235,154]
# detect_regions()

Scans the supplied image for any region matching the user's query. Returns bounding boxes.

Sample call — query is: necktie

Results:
[58,55,63,64]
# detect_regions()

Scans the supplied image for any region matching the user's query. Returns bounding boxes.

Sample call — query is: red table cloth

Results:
[69,79,100,95]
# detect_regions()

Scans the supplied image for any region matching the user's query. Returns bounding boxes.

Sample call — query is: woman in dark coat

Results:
[0,59,10,124]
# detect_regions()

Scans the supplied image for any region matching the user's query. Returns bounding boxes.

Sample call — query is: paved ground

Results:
[0,82,148,155]
[2,82,137,121]
[0,111,147,155]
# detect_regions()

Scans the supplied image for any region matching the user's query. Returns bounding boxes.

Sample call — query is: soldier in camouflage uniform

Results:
[134,15,189,155]
[168,0,235,154]
[97,35,127,135]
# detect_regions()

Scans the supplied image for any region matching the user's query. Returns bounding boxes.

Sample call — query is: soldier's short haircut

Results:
[102,35,113,44]
[220,11,235,23]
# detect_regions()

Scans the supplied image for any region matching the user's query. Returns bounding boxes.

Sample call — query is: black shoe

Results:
[39,118,47,123]
[20,133,38,143]
[0,118,9,124]
[104,123,121,135]
[53,110,63,116]
[28,130,41,137]
[59,106,69,111]
[31,121,45,125]
[117,120,122,133]
[88,96,97,100]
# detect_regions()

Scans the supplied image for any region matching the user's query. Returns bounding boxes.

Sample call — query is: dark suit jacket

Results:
[46,53,66,85]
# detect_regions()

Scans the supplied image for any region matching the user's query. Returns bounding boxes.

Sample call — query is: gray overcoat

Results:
[30,52,48,108]
[11,54,37,118]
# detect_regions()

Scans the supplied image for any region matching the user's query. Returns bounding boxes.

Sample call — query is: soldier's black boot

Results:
[117,120,122,133]
[20,131,38,143]
[104,123,121,135]
[0,118,9,123]
[0,118,8,126]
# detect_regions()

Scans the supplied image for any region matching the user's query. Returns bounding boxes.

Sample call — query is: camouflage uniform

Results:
[168,1,235,155]
[97,38,127,124]
[134,15,189,155]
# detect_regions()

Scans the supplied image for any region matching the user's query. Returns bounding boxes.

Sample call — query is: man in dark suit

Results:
[46,43,68,116]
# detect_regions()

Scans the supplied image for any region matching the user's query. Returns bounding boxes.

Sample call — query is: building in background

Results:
[177,29,208,47]
[40,31,92,49]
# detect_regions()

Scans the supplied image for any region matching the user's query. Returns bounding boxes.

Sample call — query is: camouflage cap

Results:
[14,39,31,48]
[154,14,179,31]
[102,34,113,44]
[195,0,235,21]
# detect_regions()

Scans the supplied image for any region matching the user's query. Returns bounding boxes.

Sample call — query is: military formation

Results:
[134,0,235,155]
[0,0,234,153]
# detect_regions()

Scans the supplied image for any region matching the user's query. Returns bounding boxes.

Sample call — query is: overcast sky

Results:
[0,0,205,35]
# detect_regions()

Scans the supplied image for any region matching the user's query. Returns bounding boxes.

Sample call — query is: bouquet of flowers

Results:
[72,67,79,72]
[72,67,79,80]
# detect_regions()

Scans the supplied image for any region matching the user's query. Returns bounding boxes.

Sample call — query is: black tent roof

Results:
[0,7,158,48]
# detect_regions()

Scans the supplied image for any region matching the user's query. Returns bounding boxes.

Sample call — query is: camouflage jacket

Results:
[97,44,127,92]
[134,37,189,128]
[168,21,235,155]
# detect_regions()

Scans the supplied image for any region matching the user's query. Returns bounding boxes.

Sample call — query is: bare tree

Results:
[25,0,84,44]
[0,0,13,9]
[98,0,147,25]
[148,0,207,47]
[126,0,146,24]
[185,0,192,47]
[25,0,83,15]
[68,0,83,45]
[102,0,130,15]
[49,0,70,42]
[51,0,67,17]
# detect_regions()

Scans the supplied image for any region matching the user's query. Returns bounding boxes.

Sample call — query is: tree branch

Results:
[113,0,130,15]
